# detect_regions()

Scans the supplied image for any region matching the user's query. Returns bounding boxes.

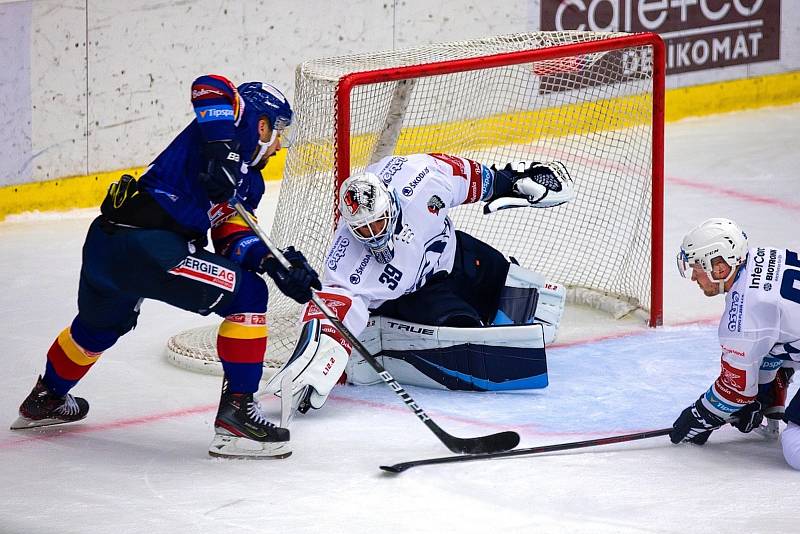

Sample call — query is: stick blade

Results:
[379,463,408,474]
[448,430,520,454]
[381,431,520,474]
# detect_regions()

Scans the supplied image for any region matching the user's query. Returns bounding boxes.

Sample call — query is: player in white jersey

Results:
[670,218,800,470]
[267,153,575,413]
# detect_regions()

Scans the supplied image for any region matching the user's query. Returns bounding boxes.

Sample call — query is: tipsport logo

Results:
[196,106,235,122]
[302,292,353,322]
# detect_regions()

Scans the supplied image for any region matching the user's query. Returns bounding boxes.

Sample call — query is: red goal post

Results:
[335,32,665,325]
[165,31,666,376]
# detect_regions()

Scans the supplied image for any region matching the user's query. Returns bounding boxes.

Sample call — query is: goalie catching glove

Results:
[264,319,350,415]
[483,161,575,214]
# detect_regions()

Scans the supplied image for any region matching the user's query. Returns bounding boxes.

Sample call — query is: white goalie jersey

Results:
[702,246,800,418]
[301,153,492,337]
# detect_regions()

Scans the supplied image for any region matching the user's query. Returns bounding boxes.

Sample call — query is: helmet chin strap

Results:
[716,264,739,293]
[716,279,726,294]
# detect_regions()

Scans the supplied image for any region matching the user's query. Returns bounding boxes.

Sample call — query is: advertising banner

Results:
[540,0,781,74]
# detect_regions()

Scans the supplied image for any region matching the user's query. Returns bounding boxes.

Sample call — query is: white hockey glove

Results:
[484,161,575,214]
[264,319,350,415]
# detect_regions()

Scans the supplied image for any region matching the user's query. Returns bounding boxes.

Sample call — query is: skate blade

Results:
[10,416,80,430]
[208,434,292,459]
[754,419,781,440]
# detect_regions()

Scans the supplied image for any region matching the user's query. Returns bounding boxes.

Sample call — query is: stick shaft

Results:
[382,428,673,472]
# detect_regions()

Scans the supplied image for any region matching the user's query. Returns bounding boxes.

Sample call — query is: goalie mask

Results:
[339,172,400,264]
[676,217,748,293]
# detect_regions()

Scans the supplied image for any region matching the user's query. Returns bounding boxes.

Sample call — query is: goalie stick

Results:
[380,427,673,474]
[231,200,520,455]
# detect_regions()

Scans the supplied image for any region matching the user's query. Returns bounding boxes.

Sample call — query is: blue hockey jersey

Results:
[139,75,264,236]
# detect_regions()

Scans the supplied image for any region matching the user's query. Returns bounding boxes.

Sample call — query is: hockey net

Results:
[166,31,665,376]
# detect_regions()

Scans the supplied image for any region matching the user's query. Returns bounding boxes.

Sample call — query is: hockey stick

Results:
[231,201,520,455]
[381,414,769,473]
[380,427,673,474]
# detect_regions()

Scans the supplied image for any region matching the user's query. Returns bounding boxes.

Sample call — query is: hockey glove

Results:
[730,401,763,434]
[670,395,726,445]
[259,246,322,304]
[199,141,242,203]
[484,161,575,214]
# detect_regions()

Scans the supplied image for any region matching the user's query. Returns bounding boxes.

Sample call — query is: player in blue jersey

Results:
[10,75,320,459]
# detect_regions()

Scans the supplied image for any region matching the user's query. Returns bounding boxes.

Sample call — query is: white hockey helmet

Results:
[677,218,748,291]
[338,172,400,264]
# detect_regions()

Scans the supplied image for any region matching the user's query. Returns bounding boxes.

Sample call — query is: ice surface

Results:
[1,105,799,533]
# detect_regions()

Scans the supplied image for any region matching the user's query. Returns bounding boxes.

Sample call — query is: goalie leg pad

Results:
[348,317,547,391]
[492,263,566,343]
[492,286,539,326]
[265,319,350,413]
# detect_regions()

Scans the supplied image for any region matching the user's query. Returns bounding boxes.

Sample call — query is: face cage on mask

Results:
[347,203,398,264]
[676,249,738,293]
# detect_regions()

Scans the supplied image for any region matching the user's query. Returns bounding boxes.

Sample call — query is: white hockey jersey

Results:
[301,153,493,339]
[702,246,800,418]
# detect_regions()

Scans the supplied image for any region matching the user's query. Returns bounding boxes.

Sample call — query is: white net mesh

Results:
[166,31,663,375]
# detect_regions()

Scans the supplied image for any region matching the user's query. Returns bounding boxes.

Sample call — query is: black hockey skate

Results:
[209,383,291,459]
[10,375,89,430]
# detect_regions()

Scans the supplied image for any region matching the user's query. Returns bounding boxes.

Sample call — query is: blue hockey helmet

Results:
[236,82,293,169]
[237,82,293,131]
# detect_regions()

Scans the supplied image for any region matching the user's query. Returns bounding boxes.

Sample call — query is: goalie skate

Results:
[10,375,89,430]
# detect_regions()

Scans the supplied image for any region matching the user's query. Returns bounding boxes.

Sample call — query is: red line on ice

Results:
[0,319,721,449]
[0,404,216,450]
[549,315,719,350]
[667,175,800,212]
[526,142,799,211]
